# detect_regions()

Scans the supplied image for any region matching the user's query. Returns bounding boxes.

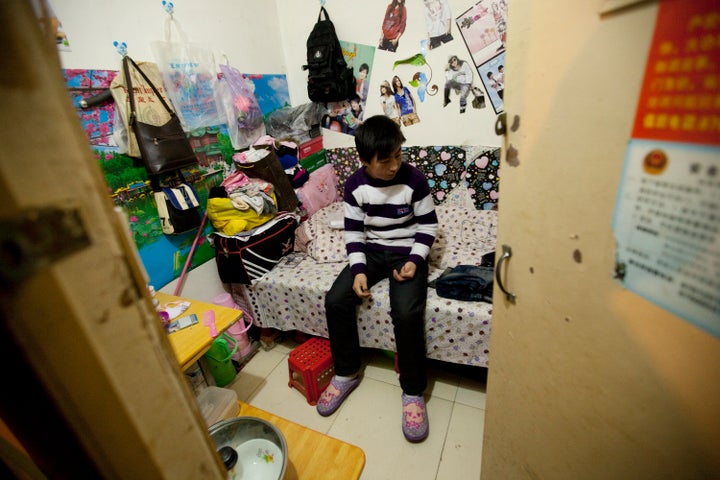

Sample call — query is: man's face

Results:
[363,147,402,181]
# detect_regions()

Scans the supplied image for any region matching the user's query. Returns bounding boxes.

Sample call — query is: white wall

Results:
[54,0,285,73]
[53,0,502,297]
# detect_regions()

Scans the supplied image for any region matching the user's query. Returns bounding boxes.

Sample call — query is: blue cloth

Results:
[432,265,494,302]
[278,153,298,169]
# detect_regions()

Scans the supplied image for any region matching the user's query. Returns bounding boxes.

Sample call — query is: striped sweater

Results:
[344,162,438,277]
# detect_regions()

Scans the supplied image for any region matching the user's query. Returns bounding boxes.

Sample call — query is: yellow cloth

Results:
[206,194,276,235]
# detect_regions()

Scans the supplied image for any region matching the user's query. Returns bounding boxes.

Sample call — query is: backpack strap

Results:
[318,6,329,21]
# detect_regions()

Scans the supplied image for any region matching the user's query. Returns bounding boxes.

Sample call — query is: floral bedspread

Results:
[241,258,492,368]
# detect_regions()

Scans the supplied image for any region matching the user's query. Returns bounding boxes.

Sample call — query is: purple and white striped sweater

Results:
[343,162,438,277]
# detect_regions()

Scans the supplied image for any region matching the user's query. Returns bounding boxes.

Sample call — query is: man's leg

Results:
[325,266,363,376]
[388,256,429,395]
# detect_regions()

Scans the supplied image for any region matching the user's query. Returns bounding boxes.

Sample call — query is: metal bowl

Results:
[209,416,288,479]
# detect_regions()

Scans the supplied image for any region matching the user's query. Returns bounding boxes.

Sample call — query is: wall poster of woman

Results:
[392,75,420,126]
[378,0,407,52]
[379,80,401,124]
[424,0,454,50]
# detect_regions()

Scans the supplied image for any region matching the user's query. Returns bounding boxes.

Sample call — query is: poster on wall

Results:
[244,73,291,119]
[321,41,376,136]
[455,0,507,113]
[455,0,506,66]
[476,51,504,114]
[612,0,719,338]
[423,0,455,50]
[64,69,291,289]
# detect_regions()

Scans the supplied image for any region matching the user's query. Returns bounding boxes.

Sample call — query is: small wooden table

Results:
[237,401,365,480]
[157,292,242,371]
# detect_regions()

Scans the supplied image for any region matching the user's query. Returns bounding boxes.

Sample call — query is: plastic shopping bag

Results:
[218,64,265,149]
[151,15,224,130]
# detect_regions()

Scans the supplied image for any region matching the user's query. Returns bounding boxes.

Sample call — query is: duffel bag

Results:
[210,213,298,284]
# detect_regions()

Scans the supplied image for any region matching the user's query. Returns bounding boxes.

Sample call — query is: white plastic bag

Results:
[150,16,224,130]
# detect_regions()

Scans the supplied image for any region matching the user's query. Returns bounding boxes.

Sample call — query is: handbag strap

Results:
[122,55,175,122]
[318,6,329,21]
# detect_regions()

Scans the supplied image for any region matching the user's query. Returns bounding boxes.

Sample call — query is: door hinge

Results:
[0,207,90,287]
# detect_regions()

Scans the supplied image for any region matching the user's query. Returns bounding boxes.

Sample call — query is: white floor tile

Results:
[362,350,401,387]
[436,403,485,480]
[326,377,453,480]
[227,347,286,402]
[455,376,487,410]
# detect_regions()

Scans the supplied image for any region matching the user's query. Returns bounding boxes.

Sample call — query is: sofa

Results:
[232,145,500,368]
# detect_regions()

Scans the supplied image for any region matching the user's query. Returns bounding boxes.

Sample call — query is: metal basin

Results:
[209,416,288,479]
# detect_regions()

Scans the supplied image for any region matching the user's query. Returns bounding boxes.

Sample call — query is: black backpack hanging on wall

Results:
[302,7,355,103]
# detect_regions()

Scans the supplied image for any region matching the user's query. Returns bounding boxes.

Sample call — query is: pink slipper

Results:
[316,376,360,416]
[402,393,429,442]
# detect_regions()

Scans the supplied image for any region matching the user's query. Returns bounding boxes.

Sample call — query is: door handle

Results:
[495,244,516,303]
[494,112,507,135]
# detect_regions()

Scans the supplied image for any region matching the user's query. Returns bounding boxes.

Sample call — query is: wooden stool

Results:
[288,337,335,405]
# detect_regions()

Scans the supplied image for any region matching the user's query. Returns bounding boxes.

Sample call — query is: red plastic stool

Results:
[288,337,335,405]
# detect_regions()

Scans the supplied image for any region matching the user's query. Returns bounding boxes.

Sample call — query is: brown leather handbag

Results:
[122,55,197,175]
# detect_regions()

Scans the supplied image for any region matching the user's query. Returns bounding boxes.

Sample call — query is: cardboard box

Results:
[299,149,327,173]
[299,136,324,159]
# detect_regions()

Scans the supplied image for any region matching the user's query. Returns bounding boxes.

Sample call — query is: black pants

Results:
[325,251,428,395]
[378,38,398,52]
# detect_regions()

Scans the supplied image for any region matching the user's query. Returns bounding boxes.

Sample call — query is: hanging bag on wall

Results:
[302,7,356,103]
[218,63,266,149]
[151,15,224,130]
[154,183,202,235]
[122,55,197,175]
[110,58,169,158]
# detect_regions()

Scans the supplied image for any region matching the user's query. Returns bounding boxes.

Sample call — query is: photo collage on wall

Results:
[326,0,506,137]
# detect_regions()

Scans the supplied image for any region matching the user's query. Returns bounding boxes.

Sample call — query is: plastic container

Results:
[204,333,239,387]
[197,386,239,427]
[213,293,253,360]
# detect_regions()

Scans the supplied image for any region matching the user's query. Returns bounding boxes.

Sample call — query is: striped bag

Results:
[210,214,298,284]
[154,184,202,235]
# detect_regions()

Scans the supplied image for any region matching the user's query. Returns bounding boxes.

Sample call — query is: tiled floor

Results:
[226,336,487,480]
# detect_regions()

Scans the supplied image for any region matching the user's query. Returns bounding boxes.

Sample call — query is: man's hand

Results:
[393,261,416,282]
[353,273,372,299]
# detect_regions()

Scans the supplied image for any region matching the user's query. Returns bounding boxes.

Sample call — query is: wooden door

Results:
[481,1,720,479]
[0,2,225,478]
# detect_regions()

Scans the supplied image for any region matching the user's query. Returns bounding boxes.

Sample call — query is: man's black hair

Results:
[354,115,406,162]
